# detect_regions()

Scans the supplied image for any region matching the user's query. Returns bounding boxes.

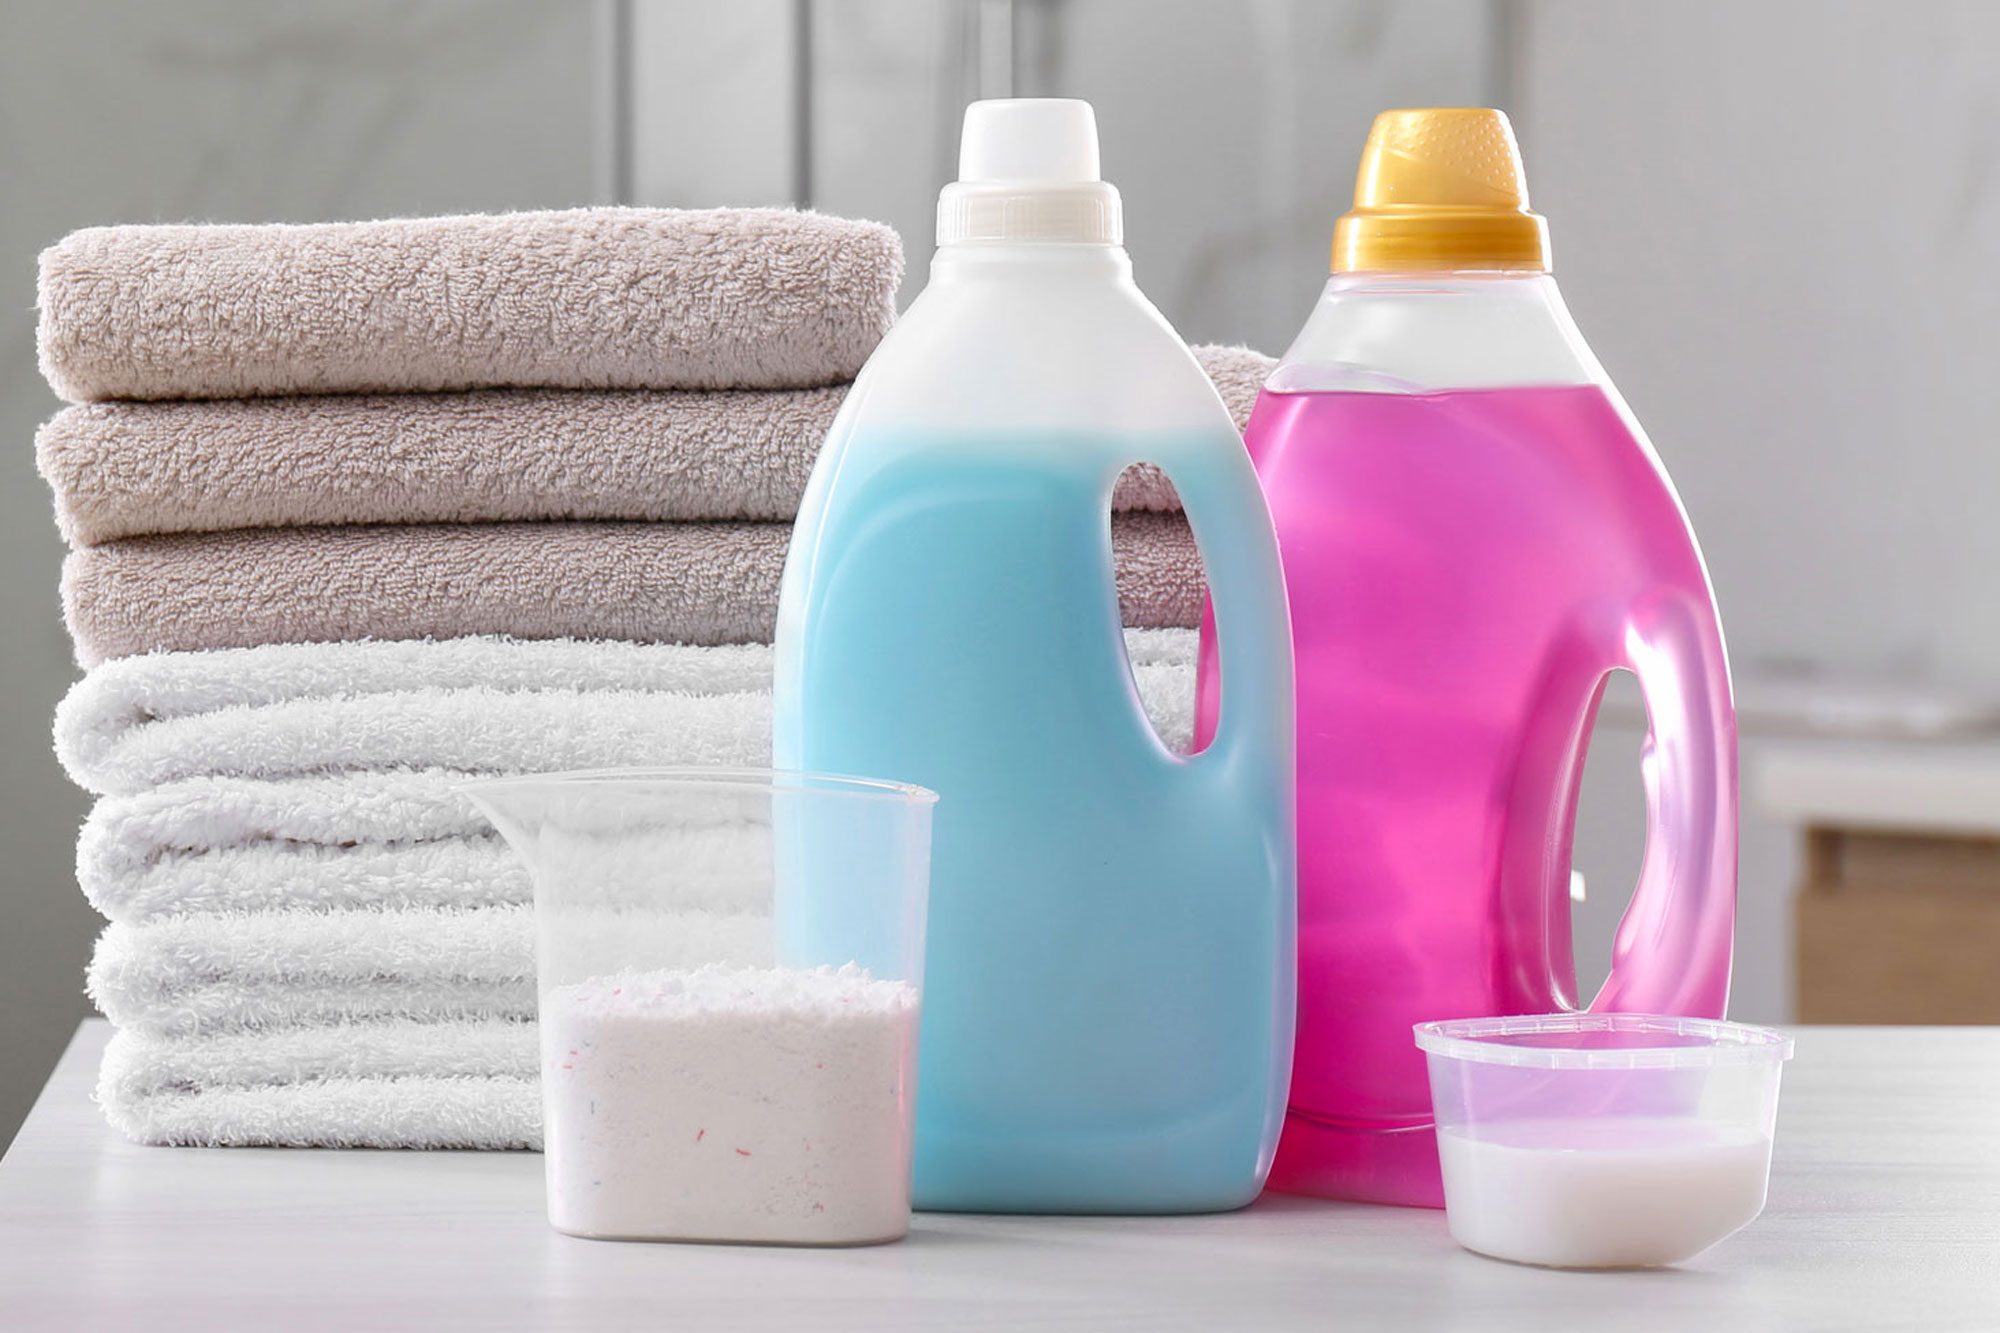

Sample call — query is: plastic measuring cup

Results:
[465,768,935,1246]
[1415,1014,1793,1268]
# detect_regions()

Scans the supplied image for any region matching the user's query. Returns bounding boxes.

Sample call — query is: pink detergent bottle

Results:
[1196,108,1737,1207]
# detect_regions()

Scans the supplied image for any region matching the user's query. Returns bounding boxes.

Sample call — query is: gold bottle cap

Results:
[1331,108,1551,273]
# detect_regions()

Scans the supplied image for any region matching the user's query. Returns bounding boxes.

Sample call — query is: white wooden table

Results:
[2,1021,1995,1330]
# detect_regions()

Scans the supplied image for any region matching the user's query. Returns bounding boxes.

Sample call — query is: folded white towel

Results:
[63,686,769,798]
[82,832,525,923]
[89,906,536,1038]
[103,1016,539,1093]
[57,631,1197,797]
[87,818,790,923]
[80,769,506,920]
[63,635,771,740]
[72,631,1204,1148]
[98,1020,541,1148]
[71,632,1198,899]
[56,634,768,795]
[84,769,497,866]
[89,905,771,1038]
[103,1073,539,1149]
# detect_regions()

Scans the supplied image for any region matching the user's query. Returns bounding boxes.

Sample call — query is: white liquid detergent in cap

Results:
[1437,1118,1773,1269]
[1418,1014,1793,1268]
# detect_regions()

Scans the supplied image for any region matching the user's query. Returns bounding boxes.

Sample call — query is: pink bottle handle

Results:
[1588,589,1737,1018]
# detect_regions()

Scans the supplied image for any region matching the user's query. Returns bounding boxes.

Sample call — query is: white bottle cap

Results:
[958,99,1101,181]
[937,99,1123,246]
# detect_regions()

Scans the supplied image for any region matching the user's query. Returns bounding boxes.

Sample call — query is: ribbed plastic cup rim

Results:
[1413,1013,1794,1070]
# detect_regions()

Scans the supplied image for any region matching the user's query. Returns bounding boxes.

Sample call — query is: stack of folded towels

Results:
[36,207,1270,1149]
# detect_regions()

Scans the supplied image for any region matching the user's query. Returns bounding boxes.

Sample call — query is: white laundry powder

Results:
[540,963,920,1245]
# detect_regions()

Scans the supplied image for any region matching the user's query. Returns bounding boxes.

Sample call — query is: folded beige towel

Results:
[36,347,1272,545]
[61,517,1203,666]
[37,208,901,403]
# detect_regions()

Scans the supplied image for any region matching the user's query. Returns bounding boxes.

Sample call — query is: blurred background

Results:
[4,0,1997,1146]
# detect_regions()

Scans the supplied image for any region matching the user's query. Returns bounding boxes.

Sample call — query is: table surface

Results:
[2,1021,1996,1331]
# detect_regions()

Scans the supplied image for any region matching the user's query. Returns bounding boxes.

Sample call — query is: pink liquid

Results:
[1197,385,1736,1207]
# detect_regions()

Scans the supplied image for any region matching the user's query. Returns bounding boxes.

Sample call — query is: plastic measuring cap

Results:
[1332,108,1550,273]
[938,99,1122,246]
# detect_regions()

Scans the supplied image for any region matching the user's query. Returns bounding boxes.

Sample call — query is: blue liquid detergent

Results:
[774,425,1294,1213]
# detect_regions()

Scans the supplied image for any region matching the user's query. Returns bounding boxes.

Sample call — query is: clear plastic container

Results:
[463,768,935,1246]
[1415,1014,1793,1268]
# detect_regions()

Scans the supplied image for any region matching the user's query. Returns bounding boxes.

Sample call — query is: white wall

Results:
[629,0,802,208]
[1515,0,2000,682]
[801,0,1501,345]
[1015,0,1500,352]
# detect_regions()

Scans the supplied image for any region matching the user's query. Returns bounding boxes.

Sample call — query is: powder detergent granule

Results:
[541,962,919,1244]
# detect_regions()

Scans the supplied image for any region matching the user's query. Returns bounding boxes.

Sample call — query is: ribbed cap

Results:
[937,99,1123,245]
[1331,108,1550,272]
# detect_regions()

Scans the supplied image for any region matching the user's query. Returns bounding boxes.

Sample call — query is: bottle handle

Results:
[1588,589,1736,1017]
[1145,437,1293,786]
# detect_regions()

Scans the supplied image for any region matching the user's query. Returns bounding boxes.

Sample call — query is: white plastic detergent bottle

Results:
[773,99,1296,1213]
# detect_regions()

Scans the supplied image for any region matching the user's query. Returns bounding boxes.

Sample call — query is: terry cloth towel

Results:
[82,832,526,925]
[60,679,770,797]
[70,632,1198,916]
[35,346,1272,545]
[57,634,769,782]
[58,631,1196,797]
[37,208,902,403]
[78,770,569,922]
[89,906,539,1038]
[60,515,1205,667]
[88,905,771,1039]
[80,826,799,926]
[98,1021,541,1149]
